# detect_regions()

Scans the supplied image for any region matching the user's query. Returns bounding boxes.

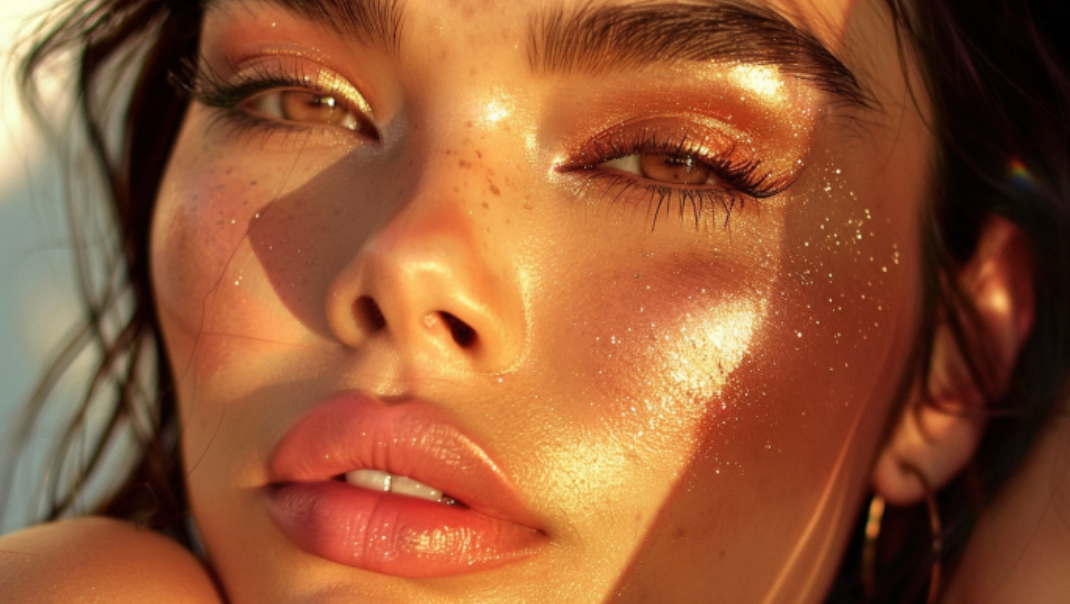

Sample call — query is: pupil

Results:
[666,156,695,172]
[640,153,709,185]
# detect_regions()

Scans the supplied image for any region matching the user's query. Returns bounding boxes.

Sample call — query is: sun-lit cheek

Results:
[525,294,770,566]
[599,296,768,442]
[662,300,764,401]
[525,238,779,533]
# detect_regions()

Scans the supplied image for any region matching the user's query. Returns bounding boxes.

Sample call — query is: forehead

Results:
[205,0,905,110]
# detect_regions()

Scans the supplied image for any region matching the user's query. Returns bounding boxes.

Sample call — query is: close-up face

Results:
[151,0,933,601]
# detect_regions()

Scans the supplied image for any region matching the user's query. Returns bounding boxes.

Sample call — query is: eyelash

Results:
[181,59,377,141]
[558,129,790,230]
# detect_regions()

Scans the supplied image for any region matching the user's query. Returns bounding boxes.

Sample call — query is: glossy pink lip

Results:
[265,392,545,577]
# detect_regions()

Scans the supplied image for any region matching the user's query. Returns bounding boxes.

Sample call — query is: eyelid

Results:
[247,64,376,122]
[246,88,363,131]
[559,119,732,171]
[551,118,799,230]
[557,120,788,198]
[233,60,375,121]
[189,55,378,135]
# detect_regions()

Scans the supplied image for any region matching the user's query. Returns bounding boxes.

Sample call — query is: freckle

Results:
[489,184,500,196]
[465,120,473,128]
[475,150,482,159]
[445,149,452,155]
[459,159,471,168]
[481,201,489,209]
[523,203,533,210]
[250,180,258,185]
[453,187,460,193]
[225,167,233,175]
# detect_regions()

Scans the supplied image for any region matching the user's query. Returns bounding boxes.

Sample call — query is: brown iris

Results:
[638,154,713,185]
[276,91,354,128]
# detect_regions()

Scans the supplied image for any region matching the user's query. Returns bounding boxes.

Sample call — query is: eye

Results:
[599,153,719,186]
[556,123,795,230]
[246,90,362,131]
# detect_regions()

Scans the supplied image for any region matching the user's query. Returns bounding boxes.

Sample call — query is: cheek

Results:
[506,119,926,571]
[511,208,785,531]
[151,156,307,390]
[153,171,252,309]
[601,132,929,595]
[689,138,928,488]
[566,249,779,441]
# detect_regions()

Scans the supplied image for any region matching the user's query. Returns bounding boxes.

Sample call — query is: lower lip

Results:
[266,481,542,577]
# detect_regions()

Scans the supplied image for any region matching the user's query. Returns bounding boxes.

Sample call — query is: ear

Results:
[873,216,1035,504]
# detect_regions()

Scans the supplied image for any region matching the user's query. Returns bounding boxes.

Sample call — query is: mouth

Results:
[264,392,545,578]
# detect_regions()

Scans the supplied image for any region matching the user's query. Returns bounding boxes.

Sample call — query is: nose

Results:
[325,190,526,374]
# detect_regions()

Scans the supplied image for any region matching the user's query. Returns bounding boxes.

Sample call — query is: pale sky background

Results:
[1,0,86,532]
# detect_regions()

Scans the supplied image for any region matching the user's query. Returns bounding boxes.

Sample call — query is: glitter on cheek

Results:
[523,229,781,540]
[660,299,764,405]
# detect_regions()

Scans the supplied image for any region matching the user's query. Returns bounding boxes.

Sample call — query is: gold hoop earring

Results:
[904,465,943,604]
[862,493,886,599]
[861,467,942,604]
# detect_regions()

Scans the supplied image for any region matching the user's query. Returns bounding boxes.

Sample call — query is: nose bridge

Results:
[326,146,526,375]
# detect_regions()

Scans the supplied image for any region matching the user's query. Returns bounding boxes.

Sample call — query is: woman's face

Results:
[152,0,932,601]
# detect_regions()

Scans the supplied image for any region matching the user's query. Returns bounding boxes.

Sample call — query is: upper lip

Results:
[268,391,543,530]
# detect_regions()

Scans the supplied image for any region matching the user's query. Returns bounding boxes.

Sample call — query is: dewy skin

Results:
[150,1,935,601]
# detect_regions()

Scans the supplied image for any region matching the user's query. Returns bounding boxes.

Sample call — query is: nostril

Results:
[356,296,387,332]
[441,312,477,348]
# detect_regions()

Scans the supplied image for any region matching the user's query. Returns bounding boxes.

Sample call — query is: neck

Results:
[942,400,1070,603]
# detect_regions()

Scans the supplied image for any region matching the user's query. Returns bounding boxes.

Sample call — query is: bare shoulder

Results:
[0,516,223,603]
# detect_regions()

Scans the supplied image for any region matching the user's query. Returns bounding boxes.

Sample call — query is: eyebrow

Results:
[205,0,407,55]
[528,1,871,107]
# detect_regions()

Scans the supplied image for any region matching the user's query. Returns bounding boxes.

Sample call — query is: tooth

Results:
[344,470,451,504]
[345,469,391,491]
[390,476,443,503]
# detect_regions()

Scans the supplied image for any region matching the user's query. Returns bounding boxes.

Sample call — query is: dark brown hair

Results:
[6,0,201,543]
